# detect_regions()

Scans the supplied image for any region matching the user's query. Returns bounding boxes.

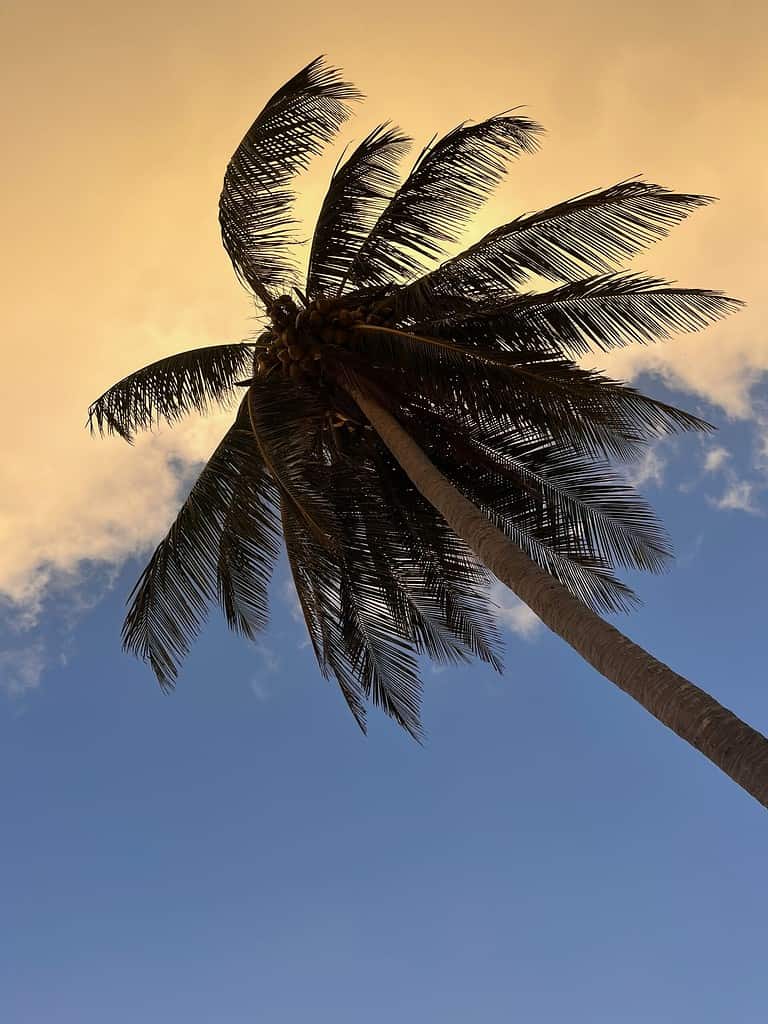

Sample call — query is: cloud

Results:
[703,445,730,473]
[753,412,768,475]
[280,577,304,624]
[602,317,762,423]
[250,679,271,702]
[624,447,666,489]
[254,643,281,674]
[0,310,243,622]
[0,645,45,697]
[677,532,705,568]
[249,641,292,699]
[711,479,761,515]
[490,583,542,639]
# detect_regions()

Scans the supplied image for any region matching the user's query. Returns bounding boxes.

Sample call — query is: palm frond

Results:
[281,498,368,730]
[434,455,640,613]
[123,400,281,687]
[425,272,741,358]
[219,56,361,298]
[335,484,425,739]
[217,458,283,639]
[280,437,504,736]
[400,181,713,305]
[338,457,497,672]
[345,114,543,288]
[372,450,503,670]
[405,405,672,573]
[387,410,639,617]
[245,377,338,546]
[306,124,412,297]
[344,331,711,464]
[496,521,640,614]
[88,343,254,442]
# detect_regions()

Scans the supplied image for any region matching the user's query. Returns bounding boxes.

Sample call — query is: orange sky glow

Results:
[2,0,766,611]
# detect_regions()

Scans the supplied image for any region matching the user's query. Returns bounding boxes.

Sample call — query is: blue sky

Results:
[3,375,767,1023]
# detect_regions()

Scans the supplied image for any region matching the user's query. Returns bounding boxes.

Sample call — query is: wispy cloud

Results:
[254,643,281,674]
[625,447,666,489]
[0,562,125,700]
[279,576,312,649]
[753,411,768,475]
[705,431,764,514]
[489,583,541,639]
[250,679,271,702]
[0,644,45,697]
[703,445,730,473]
[678,532,705,567]
[248,643,284,701]
[280,577,304,623]
[711,479,762,515]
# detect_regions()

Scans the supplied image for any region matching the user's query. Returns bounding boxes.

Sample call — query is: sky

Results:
[2,1,768,1020]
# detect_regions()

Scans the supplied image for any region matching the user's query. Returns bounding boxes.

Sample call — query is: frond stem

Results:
[246,387,333,548]
[352,323,523,367]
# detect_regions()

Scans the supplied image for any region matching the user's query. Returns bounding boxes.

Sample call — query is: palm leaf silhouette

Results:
[344,114,543,288]
[400,180,713,302]
[307,123,411,296]
[88,343,254,441]
[219,56,361,298]
[123,398,281,686]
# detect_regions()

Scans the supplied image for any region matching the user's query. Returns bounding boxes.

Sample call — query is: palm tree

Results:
[89,57,768,807]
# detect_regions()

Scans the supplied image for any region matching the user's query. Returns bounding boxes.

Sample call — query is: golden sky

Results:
[2,0,766,611]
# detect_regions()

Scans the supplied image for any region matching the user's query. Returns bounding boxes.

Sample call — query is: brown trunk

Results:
[347,380,768,810]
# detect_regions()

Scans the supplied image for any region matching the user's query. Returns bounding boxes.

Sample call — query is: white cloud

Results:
[711,479,761,515]
[278,576,311,648]
[0,645,45,697]
[753,412,768,475]
[678,532,705,568]
[624,448,666,489]
[250,679,271,702]
[254,643,281,674]
[703,445,730,473]
[0,325,239,622]
[489,583,542,639]
[758,440,768,473]
[601,312,764,423]
[280,577,304,623]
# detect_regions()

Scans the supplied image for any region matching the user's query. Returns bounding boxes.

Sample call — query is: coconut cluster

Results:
[254,293,391,386]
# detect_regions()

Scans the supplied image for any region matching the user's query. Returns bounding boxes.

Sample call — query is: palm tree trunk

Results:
[347,380,768,809]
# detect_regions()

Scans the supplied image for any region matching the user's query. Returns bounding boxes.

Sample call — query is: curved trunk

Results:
[347,380,768,809]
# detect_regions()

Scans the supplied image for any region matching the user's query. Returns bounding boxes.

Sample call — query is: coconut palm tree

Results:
[89,57,768,807]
